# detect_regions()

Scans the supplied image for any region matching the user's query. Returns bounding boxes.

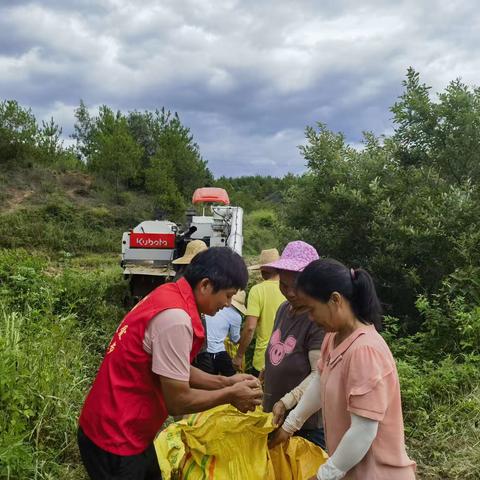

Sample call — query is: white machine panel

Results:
[189,216,214,240]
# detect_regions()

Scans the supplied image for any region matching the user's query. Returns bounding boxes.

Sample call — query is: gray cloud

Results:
[1,0,480,176]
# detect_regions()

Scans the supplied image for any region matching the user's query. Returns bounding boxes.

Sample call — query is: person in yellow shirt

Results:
[233,249,286,376]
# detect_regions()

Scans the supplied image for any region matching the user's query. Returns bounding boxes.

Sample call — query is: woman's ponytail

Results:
[350,268,382,330]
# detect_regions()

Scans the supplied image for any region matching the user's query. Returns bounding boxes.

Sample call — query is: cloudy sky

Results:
[1,1,479,177]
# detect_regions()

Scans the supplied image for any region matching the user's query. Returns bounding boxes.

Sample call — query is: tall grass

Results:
[0,249,128,479]
[398,356,480,479]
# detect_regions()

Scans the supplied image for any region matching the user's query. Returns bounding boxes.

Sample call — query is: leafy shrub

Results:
[380,268,480,479]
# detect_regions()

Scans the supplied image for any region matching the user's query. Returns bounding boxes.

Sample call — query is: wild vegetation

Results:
[1,68,480,478]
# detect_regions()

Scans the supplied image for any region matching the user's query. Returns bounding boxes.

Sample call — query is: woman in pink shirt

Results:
[269,259,416,480]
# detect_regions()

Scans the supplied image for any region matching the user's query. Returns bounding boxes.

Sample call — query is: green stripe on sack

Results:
[183,458,196,479]
[188,413,198,426]
[200,454,209,473]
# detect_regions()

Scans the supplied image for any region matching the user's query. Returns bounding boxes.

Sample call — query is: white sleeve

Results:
[317,413,379,480]
[282,372,322,434]
[280,349,320,409]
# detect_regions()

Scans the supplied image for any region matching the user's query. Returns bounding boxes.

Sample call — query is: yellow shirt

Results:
[246,280,286,371]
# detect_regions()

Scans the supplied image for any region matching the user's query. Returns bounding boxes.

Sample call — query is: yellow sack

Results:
[224,338,244,370]
[224,338,238,358]
[269,437,329,480]
[154,405,327,479]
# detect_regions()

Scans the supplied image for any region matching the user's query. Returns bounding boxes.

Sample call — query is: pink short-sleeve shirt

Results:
[143,308,193,381]
[318,325,416,480]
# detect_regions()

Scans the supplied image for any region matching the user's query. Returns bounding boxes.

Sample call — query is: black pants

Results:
[295,426,326,450]
[193,351,236,376]
[77,427,162,480]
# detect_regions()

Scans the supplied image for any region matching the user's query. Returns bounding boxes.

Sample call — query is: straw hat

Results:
[262,241,319,272]
[231,290,247,315]
[172,240,208,265]
[248,248,280,270]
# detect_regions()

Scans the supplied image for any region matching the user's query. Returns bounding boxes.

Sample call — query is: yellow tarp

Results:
[154,405,328,479]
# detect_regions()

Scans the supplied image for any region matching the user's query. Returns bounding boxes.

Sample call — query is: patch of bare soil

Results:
[3,188,34,213]
[59,172,93,199]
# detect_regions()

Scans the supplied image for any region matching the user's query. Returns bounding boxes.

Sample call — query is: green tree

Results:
[144,152,185,219]
[37,117,63,164]
[73,104,213,203]
[89,106,143,198]
[390,68,437,168]
[71,99,96,161]
[392,68,480,184]
[434,79,480,183]
[153,110,213,198]
[0,100,38,164]
[126,108,213,197]
[127,109,163,169]
[284,113,480,330]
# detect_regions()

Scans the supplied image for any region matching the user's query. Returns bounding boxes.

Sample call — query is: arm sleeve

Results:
[149,309,193,381]
[245,285,261,317]
[228,310,242,344]
[280,349,320,409]
[282,372,322,434]
[317,413,378,480]
[345,346,394,421]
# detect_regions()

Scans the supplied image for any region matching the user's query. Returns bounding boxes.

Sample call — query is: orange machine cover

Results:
[192,188,230,205]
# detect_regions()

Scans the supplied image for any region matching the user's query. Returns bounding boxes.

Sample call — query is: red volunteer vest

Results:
[79,277,205,455]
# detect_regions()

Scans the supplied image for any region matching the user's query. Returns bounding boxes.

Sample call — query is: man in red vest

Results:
[78,247,262,480]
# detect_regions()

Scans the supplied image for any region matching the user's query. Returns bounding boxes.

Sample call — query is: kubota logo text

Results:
[130,233,175,249]
[137,238,169,247]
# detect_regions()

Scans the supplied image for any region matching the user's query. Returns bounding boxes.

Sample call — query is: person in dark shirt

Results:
[261,241,325,449]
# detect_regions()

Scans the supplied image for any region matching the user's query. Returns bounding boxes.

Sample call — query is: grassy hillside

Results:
[0,166,157,255]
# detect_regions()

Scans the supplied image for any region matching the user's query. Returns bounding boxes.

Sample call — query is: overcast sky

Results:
[1,1,479,177]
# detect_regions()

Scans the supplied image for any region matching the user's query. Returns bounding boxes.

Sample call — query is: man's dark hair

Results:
[183,247,248,292]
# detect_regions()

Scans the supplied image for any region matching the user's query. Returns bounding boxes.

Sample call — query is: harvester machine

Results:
[121,187,243,301]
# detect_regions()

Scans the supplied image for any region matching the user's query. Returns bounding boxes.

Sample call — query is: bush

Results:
[380,266,480,361]
[381,269,480,479]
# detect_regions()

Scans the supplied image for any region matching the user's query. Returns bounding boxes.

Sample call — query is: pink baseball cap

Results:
[263,240,319,272]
